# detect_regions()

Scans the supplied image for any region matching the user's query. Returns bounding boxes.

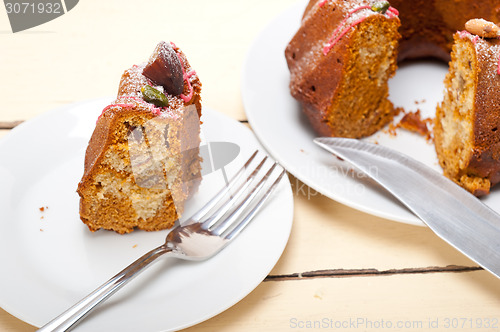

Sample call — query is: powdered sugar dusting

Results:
[115,64,176,117]
[116,95,181,120]
[95,41,200,125]
[459,31,500,76]
[118,63,148,98]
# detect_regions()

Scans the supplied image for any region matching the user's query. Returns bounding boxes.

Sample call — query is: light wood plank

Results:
[185,271,500,331]
[270,175,477,276]
[0,310,34,332]
[0,0,298,122]
[0,130,10,139]
[3,270,498,332]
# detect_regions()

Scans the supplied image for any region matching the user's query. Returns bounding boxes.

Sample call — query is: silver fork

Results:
[38,150,286,332]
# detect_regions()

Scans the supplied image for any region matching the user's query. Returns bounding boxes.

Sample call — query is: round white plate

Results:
[0,99,293,332]
[242,1,500,226]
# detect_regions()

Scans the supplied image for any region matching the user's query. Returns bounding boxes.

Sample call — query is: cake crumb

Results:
[386,122,398,136]
[132,244,138,248]
[385,109,433,140]
[399,110,433,141]
[384,106,404,136]
[39,206,49,220]
[393,106,404,116]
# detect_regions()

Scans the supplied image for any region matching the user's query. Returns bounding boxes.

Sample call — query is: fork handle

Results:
[37,244,172,332]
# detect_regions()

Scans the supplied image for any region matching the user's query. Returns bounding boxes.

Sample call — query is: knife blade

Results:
[314,137,500,279]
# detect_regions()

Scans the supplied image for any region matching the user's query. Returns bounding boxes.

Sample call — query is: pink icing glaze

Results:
[458,30,471,39]
[495,33,500,75]
[318,0,328,7]
[151,107,162,116]
[387,7,398,16]
[121,95,146,103]
[97,103,134,122]
[180,70,196,102]
[323,16,369,55]
[459,30,480,45]
[323,5,371,55]
[322,5,398,55]
[497,45,500,75]
[97,42,198,123]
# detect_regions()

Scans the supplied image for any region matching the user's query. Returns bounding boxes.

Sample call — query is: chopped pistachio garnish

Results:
[141,85,169,107]
[371,1,390,14]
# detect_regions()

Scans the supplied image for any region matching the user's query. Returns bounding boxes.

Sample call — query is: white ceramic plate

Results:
[0,99,293,332]
[242,1,500,226]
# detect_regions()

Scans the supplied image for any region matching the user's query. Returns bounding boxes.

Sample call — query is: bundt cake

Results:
[77,41,202,234]
[435,19,500,196]
[285,0,401,137]
[286,0,500,138]
[391,0,500,62]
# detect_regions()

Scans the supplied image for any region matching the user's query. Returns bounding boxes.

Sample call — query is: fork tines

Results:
[187,150,286,239]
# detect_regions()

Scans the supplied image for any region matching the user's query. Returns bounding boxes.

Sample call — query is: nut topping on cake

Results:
[142,41,184,96]
[141,85,169,107]
[465,19,500,38]
[371,1,390,14]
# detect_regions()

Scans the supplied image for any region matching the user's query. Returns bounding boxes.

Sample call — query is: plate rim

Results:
[0,98,294,331]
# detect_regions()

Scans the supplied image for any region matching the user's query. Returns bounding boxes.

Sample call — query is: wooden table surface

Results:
[1,1,499,331]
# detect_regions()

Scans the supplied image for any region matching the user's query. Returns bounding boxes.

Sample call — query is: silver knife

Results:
[314,137,500,279]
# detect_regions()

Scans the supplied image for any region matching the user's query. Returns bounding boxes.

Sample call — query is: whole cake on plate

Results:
[77,41,202,234]
[435,19,500,196]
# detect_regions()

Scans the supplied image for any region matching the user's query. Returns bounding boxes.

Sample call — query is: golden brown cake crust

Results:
[434,32,500,196]
[391,0,500,61]
[461,36,500,192]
